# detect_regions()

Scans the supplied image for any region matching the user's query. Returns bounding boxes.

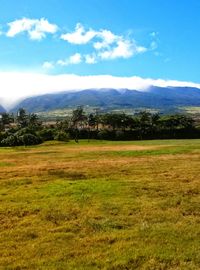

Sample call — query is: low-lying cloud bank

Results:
[0,71,200,109]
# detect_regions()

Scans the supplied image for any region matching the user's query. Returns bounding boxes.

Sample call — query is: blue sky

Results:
[0,0,200,106]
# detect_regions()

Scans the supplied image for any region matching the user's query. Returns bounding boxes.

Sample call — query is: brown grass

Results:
[0,140,200,269]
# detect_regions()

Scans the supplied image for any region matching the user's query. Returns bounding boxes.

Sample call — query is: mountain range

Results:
[1,86,200,114]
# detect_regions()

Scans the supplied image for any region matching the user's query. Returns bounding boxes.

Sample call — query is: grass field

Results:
[0,139,200,269]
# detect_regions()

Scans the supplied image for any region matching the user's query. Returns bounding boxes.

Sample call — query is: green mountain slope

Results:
[10,86,200,113]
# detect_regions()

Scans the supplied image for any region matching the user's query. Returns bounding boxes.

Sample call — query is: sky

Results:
[0,0,200,108]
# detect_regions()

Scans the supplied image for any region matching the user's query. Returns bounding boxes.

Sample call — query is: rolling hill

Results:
[10,86,200,113]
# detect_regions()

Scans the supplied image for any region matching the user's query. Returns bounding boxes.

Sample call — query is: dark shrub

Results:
[97,130,115,140]
[38,128,55,141]
[54,131,70,142]
[15,127,33,136]
[1,134,20,146]
[19,133,42,146]
[115,130,126,140]
[0,132,8,144]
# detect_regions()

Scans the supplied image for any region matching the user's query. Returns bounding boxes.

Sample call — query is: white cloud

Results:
[57,52,96,65]
[6,18,58,40]
[57,59,68,66]
[42,61,54,69]
[60,24,148,62]
[94,30,118,50]
[61,23,96,44]
[57,53,82,66]
[85,54,97,64]
[0,71,200,109]
[69,53,82,64]
[99,39,147,60]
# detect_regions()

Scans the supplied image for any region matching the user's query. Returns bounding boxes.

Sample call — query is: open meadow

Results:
[0,139,200,269]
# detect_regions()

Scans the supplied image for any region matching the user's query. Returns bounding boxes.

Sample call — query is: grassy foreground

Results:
[0,139,200,269]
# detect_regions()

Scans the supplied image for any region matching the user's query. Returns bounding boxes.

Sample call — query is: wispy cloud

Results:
[42,61,54,69]
[6,18,58,40]
[150,41,158,50]
[98,39,147,60]
[94,30,118,50]
[85,54,97,64]
[56,59,67,67]
[69,53,82,64]
[61,23,96,44]
[43,54,82,68]
[150,31,158,38]
[56,53,82,67]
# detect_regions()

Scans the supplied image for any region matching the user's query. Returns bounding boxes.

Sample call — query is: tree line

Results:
[0,107,200,146]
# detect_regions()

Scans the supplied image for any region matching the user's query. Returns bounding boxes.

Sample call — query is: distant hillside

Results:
[0,105,6,113]
[10,86,200,113]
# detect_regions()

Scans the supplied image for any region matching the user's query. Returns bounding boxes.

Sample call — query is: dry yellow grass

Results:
[0,139,200,269]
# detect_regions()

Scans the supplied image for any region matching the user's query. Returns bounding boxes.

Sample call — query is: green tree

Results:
[71,106,87,142]
[17,108,29,128]
[29,113,41,129]
[0,113,14,131]
[71,106,87,128]
[56,119,69,132]
[160,115,194,130]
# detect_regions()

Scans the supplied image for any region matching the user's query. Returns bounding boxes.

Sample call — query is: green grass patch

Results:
[0,161,15,167]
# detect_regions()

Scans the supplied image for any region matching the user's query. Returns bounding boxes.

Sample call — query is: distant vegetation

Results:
[1,106,200,146]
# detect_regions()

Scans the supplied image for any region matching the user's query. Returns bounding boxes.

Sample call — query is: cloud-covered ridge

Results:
[0,72,200,109]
